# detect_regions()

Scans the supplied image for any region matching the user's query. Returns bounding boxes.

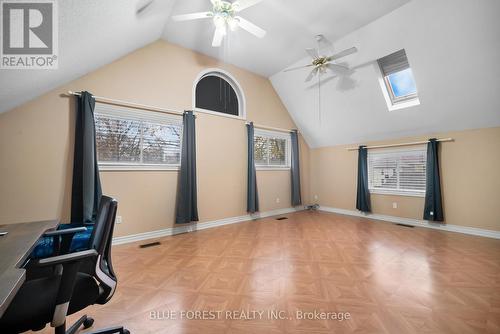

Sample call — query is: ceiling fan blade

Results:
[305,67,319,82]
[172,12,212,22]
[326,47,358,61]
[212,26,226,47]
[326,63,349,72]
[235,16,266,38]
[306,48,319,60]
[283,64,314,72]
[232,0,264,12]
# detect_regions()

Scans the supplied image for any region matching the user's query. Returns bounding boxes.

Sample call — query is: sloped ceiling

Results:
[271,0,500,147]
[0,0,176,113]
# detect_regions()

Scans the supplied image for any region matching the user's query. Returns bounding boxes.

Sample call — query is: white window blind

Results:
[254,129,291,169]
[95,104,182,170]
[368,148,427,196]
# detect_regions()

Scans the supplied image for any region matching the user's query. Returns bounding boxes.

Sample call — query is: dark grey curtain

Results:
[246,122,259,213]
[356,146,371,212]
[423,138,444,221]
[176,111,199,224]
[71,91,102,223]
[290,130,302,206]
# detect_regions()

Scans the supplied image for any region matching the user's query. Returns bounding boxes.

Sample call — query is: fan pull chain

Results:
[318,73,322,125]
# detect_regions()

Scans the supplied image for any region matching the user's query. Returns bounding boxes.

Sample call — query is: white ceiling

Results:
[163,0,411,77]
[271,0,500,147]
[0,0,176,113]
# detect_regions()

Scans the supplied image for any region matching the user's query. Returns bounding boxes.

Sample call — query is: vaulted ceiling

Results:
[0,0,409,113]
[1,0,499,148]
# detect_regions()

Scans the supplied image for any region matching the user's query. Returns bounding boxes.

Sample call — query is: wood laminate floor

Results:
[33,211,500,333]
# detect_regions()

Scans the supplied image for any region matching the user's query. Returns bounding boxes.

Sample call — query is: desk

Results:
[0,220,59,318]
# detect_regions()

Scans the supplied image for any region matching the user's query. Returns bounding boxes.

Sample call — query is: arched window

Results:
[194,69,245,118]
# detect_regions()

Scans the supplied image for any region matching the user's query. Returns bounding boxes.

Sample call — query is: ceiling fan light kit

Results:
[172,0,267,47]
[213,1,237,29]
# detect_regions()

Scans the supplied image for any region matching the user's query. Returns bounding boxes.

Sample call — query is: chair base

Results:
[84,326,130,334]
[54,315,129,334]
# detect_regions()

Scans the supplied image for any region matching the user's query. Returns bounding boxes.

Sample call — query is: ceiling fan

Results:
[172,0,267,47]
[284,35,357,81]
[284,35,358,122]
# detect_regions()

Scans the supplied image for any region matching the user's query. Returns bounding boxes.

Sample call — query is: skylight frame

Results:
[384,72,418,104]
[377,49,420,111]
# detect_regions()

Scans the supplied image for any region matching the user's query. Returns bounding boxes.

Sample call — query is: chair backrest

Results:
[87,195,118,303]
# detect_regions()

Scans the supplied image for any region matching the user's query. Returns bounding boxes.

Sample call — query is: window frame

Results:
[192,68,246,120]
[253,129,291,170]
[379,74,420,111]
[95,103,183,172]
[367,147,427,197]
[384,70,419,104]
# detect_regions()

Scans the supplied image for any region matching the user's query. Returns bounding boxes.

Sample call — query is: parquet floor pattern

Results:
[32,211,500,333]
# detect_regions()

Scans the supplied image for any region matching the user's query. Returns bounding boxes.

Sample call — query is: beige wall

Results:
[310,127,500,231]
[2,39,497,236]
[0,40,311,237]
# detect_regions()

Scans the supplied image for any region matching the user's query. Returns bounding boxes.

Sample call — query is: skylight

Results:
[387,68,417,98]
[378,49,420,111]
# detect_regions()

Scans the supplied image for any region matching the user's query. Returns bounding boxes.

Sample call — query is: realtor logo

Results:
[1,0,58,69]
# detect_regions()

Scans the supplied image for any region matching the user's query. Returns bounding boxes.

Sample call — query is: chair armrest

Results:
[36,249,98,267]
[35,249,98,327]
[44,226,87,237]
[43,227,88,256]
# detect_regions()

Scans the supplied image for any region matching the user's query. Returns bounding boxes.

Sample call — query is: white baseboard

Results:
[112,207,304,245]
[318,206,500,240]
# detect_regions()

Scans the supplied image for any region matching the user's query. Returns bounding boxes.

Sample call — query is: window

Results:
[254,129,291,169]
[194,69,245,119]
[95,104,182,170]
[378,49,420,110]
[368,148,427,197]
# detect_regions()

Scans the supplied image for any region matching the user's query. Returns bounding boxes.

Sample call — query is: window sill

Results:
[256,167,291,171]
[99,165,180,172]
[369,189,425,198]
[388,97,420,111]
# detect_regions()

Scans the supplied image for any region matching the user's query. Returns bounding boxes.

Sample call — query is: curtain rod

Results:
[346,138,454,151]
[67,91,185,117]
[68,91,296,131]
[245,122,298,134]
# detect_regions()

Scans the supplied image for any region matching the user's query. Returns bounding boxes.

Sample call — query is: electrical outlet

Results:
[314,194,318,200]
[276,198,280,203]
[115,215,122,224]
[392,202,398,209]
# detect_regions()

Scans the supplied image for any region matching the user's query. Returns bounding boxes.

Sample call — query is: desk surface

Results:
[0,220,58,318]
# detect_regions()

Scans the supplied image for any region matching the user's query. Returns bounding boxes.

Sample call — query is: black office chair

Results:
[0,196,129,334]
